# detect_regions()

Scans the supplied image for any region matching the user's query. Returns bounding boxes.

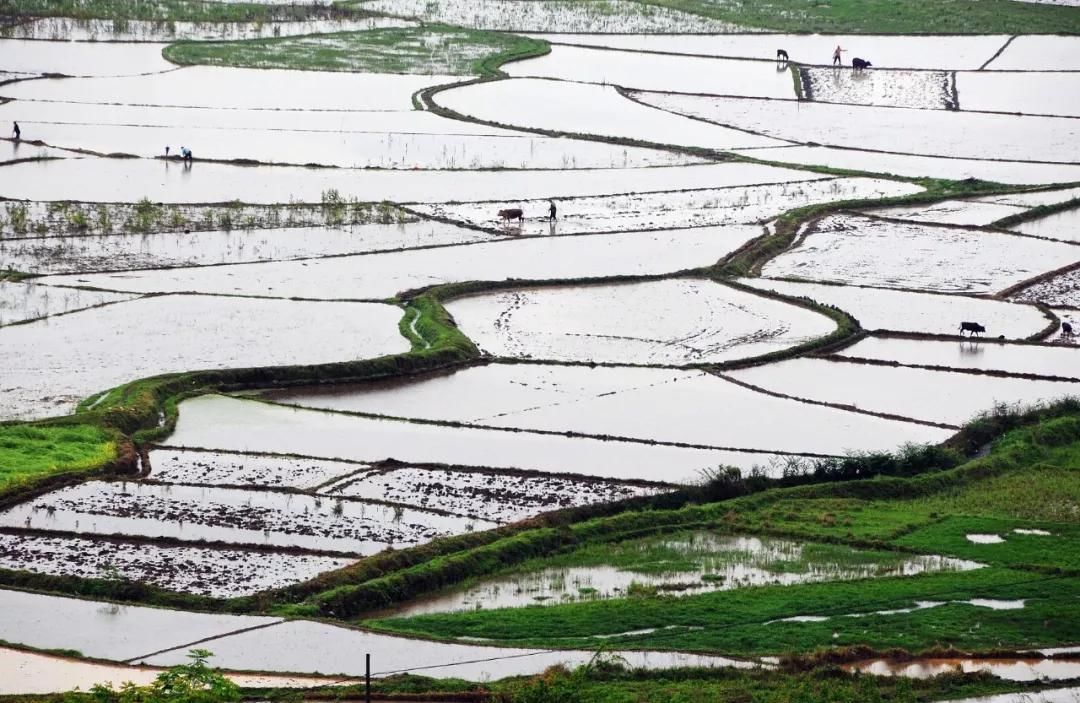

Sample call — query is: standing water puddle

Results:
[968,534,1007,544]
[848,657,1080,682]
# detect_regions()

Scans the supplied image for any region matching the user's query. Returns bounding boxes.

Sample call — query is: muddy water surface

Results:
[849,657,1080,682]
[837,337,1080,380]
[1012,206,1080,244]
[149,447,366,490]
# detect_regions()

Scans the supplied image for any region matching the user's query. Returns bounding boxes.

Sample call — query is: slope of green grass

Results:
[163,25,549,76]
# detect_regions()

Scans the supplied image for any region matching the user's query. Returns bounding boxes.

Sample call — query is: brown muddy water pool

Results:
[379,533,982,617]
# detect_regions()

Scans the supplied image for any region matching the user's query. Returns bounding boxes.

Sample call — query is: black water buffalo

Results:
[852,57,872,71]
[1064,322,1074,337]
[960,321,986,337]
[497,208,524,223]
[777,49,789,61]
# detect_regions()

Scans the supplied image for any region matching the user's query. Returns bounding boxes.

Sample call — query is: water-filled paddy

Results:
[415,177,919,235]
[761,214,1079,294]
[973,186,1080,209]
[2,480,488,553]
[1,221,491,274]
[837,337,1080,380]
[0,588,279,661]
[444,279,836,364]
[0,159,785,204]
[0,39,174,76]
[324,466,660,523]
[149,447,366,490]
[530,34,1007,70]
[0,533,352,597]
[865,200,1027,226]
[633,91,1080,163]
[435,78,785,151]
[734,144,1080,185]
[849,657,1080,682]
[1011,268,1080,308]
[1011,205,1080,244]
[360,0,747,33]
[741,278,1049,339]
[382,532,981,617]
[144,619,755,677]
[957,72,1080,118]
[259,363,949,456]
[168,394,793,481]
[984,35,1080,70]
[2,15,411,42]
[801,68,953,110]
[0,280,135,325]
[44,228,746,299]
[506,45,798,99]
[729,357,1080,426]
[0,295,407,421]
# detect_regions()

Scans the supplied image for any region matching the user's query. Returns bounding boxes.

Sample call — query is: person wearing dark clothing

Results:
[832,45,844,66]
[12,122,19,140]
[548,200,557,221]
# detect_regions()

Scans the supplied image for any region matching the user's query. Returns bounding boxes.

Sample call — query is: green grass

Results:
[0,0,361,22]
[0,423,117,494]
[163,25,549,76]
[644,0,1080,34]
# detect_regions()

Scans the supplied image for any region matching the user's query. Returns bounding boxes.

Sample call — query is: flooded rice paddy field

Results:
[2,480,490,554]
[445,279,837,364]
[40,228,749,299]
[169,394,795,480]
[837,337,1080,380]
[740,278,1050,339]
[801,68,954,110]
[254,363,949,455]
[530,34,1010,70]
[761,214,1079,294]
[0,646,365,694]
[0,532,353,598]
[143,618,754,677]
[1,18,1079,691]
[0,220,494,274]
[1,16,413,42]
[0,296,407,421]
[506,45,799,99]
[414,177,919,235]
[1011,268,1080,308]
[383,532,982,617]
[0,280,135,325]
[729,358,1080,427]
[632,91,1080,163]
[360,0,749,33]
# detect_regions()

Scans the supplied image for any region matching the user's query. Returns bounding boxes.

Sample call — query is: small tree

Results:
[87,649,240,703]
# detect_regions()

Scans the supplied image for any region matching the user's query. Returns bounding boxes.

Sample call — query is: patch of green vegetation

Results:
[0,423,117,494]
[0,0,363,23]
[163,25,549,77]
[644,0,1080,34]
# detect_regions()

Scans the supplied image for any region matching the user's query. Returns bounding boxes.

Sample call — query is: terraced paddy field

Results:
[0,2,1079,701]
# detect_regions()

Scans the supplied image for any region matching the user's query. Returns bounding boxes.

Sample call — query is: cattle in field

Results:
[777,49,789,62]
[1063,322,1074,337]
[852,57,872,71]
[960,321,986,337]
[497,208,524,223]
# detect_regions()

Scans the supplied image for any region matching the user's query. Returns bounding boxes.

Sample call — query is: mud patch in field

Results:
[801,68,954,110]
[149,447,367,490]
[1011,269,1080,308]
